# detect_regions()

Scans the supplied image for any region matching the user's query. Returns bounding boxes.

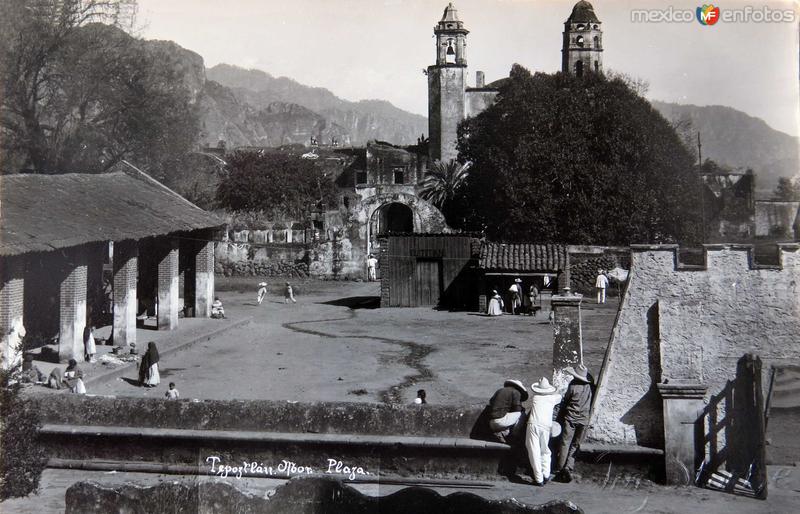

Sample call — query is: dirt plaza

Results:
[92,279,619,406]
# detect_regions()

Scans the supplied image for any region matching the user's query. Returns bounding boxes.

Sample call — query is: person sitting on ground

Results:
[63,359,86,394]
[487,379,528,444]
[526,377,562,487]
[211,297,225,318]
[554,364,593,483]
[138,342,160,388]
[413,389,427,405]
[165,382,180,400]
[487,290,504,316]
[257,282,268,305]
[19,355,46,384]
[284,282,297,304]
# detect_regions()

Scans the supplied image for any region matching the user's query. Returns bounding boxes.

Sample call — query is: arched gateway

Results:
[360,192,449,255]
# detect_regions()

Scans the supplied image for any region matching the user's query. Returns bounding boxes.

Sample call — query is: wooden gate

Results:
[415,259,442,306]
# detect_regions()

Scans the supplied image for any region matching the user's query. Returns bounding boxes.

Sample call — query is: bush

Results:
[0,367,47,500]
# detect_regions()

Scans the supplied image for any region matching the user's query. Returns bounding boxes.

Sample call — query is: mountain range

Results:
[150,38,797,193]
[201,64,426,147]
[651,101,798,193]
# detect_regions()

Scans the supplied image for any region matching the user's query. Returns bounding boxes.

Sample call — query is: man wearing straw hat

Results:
[554,364,593,483]
[257,282,268,305]
[525,377,562,486]
[487,379,529,443]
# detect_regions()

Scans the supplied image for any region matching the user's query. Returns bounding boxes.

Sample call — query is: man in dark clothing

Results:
[487,379,528,443]
[554,364,593,482]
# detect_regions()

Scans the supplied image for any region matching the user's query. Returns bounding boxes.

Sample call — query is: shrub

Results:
[0,367,47,500]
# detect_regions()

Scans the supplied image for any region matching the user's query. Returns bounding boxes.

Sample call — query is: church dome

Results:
[567,1,600,23]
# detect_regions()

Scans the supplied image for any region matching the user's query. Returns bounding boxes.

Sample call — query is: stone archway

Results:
[372,202,414,236]
[360,192,449,256]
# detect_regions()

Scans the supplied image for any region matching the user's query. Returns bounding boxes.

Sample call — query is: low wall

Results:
[589,243,800,447]
[30,393,484,438]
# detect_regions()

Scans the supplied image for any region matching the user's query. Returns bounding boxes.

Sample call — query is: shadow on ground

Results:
[319,296,381,309]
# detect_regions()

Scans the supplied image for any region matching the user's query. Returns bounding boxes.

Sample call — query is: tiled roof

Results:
[0,171,225,256]
[478,242,567,271]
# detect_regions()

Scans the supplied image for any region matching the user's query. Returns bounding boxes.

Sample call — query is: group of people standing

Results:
[487,278,542,317]
[486,364,594,486]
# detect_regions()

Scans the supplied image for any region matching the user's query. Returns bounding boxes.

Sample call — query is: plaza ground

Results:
[2,466,798,514]
[82,279,619,405]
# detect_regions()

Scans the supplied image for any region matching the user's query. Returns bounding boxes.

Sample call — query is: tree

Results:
[454,65,702,245]
[0,1,200,175]
[773,177,800,201]
[419,159,471,210]
[216,151,338,219]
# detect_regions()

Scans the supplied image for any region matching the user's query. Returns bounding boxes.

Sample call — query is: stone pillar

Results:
[194,238,215,318]
[0,256,25,370]
[551,293,583,390]
[59,246,88,362]
[657,381,707,485]
[113,240,138,348]
[156,237,179,331]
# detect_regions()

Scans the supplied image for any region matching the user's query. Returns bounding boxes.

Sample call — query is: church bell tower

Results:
[562,1,603,77]
[428,3,468,163]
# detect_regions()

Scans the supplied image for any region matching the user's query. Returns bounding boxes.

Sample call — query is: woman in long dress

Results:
[139,341,160,387]
[487,290,504,316]
[83,325,97,363]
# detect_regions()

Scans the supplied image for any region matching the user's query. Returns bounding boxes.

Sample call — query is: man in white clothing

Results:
[595,269,609,304]
[525,377,562,486]
[367,254,378,281]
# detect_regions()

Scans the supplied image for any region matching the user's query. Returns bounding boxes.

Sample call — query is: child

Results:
[211,297,225,318]
[165,382,180,400]
[257,282,268,305]
[284,282,296,304]
[413,389,427,405]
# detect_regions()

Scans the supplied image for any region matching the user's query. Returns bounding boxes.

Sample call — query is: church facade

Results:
[428,1,604,163]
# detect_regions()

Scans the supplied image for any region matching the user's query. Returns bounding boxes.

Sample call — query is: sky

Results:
[136,0,800,136]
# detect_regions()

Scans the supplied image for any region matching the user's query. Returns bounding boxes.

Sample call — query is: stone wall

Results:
[30,393,485,438]
[567,246,630,294]
[755,200,799,238]
[589,244,800,447]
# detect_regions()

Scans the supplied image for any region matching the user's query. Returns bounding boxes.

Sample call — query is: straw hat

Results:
[530,377,557,395]
[565,364,590,383]
[504,379,529,402]
[258,282,267,287]
[514,278,522,283]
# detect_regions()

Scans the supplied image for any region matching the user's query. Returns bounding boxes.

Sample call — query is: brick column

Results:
[1,256,25,370]
[551,293,583,390]
[157,237,179,330]
[379,240,389,307]
[194,238,215,318]
[59,246,88,362]
[113,240,138,348]
[657,382,707,485]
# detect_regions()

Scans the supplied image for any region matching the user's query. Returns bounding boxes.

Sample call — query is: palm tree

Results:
[419,159,472,209]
